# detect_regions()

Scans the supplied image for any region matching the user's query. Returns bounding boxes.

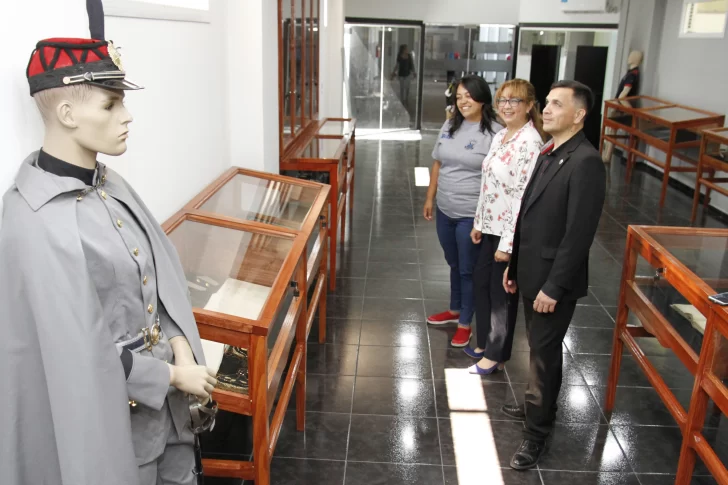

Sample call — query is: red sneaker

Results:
[427,310,460,325]
[451,327,471,347]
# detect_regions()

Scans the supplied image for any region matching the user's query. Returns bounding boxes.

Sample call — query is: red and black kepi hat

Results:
[25,0,142,96]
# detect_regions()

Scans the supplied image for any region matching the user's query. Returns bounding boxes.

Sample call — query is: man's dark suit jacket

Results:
[508,130,607,302]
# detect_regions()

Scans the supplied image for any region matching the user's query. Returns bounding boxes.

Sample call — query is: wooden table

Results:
[607,226,728,484]
[691,127,728,223]
[599,96,724,207]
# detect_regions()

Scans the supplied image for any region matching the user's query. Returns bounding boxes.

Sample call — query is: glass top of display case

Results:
[167,219,294,321]
[643,229,728,293]
[646,106,717,123]
[610,97,672,111]
[318,119,354,136]
[299,136,344,160]
[199,173,322,231]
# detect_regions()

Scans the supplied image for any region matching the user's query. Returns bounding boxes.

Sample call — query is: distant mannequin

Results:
[601,50,643,164]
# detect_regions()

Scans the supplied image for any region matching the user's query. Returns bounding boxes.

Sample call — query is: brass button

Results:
[147,304,154,314]
[77,194,84,201]
[101,191,107,200]
[101,175,107,183]
[117,219,123,228]
[129,400,137,407]
[133,248,139,257]
[143,276,148,285]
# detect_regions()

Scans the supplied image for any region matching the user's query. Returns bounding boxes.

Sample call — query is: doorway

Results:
[344,19,424,134]
[530,44,561,113]
[574,45,609,147]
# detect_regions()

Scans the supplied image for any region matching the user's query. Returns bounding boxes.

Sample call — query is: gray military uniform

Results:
[0,151,205,485]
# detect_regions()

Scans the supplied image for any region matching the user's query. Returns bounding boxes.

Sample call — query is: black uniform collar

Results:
[541,130,586,158]
[37,148,96,186]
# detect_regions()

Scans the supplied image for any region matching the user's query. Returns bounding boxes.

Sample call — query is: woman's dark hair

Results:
[449,75,498,137]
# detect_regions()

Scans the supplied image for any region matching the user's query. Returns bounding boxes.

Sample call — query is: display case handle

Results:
[290,280,300,298]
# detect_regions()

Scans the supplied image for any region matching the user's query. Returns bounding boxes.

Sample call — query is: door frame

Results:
[345,17,426,130]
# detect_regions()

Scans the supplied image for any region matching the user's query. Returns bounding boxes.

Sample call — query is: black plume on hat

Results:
[87,0,105,40]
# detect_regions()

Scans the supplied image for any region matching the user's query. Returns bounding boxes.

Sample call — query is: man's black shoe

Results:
[510,439,545,470]
[501,403,525,420]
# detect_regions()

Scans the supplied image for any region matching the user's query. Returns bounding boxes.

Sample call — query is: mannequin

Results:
[0,38,214,485]
[601,50,643,164]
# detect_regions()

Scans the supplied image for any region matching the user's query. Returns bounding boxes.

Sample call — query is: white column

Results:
[319,0,345,119]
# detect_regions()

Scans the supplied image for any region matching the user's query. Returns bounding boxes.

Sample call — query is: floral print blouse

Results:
[473,119,544,253]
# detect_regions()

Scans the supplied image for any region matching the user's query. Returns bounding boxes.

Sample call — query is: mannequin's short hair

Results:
[33,84,93,123]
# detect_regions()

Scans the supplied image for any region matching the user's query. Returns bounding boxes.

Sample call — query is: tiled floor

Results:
[207,133,727,484]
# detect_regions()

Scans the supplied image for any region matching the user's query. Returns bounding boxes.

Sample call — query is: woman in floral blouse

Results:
[466,79,547,374]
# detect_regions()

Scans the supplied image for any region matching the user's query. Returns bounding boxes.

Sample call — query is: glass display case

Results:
[281,117,357,291]
[162,167,330,485]
[599,96,724,207]
[691,127,728,223]
[607,226,728,484]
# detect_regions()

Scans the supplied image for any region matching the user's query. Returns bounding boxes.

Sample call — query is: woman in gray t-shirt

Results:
[423,75,502,348]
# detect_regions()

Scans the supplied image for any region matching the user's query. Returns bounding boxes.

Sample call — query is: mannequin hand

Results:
[423,199,434,221]
[168,364,217,400]
[533,290,557,313]
[503,268,518,294]
[494,250,510,263]
[470,228,482,244]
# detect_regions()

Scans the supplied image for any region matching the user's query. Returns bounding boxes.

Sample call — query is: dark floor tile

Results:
[274,411,351,460]
[509,384,606,424]
[538,424,631,472]
[580,290,603,306]
[339,246,372,263]
[422,280,451,300]
[590,286,622,308]
[435,379,515,418]
[310,319,361,345]
[307,344,359,375]
[263,457,346,485]
[505,351,586,386]
[539,471,640,485]
[573,353,695,389]
[370,235,418,250]
[611,425,686,474]
[439,416,524,467]
[357,345,432,379]
[353,377,436,417]
[360,319,429,347]
[363,279,420,301]
[444,466,542,484]
[571,305,616,329]
[424,299,459,321]
[347,415,442,464]
[564,327,615,355]
[330,277,367,298]
[367,262,421,280]
[637,474,718,485]
[590,386,685,427]
[335,260,368,278]
[368,248,420,263]
[420,264,452,282]
[346,462,444,485]
[361,298,426,322]
[430,347,507,382]
[428,325,463,350]
[510,324,530,352]
[370,225,417,237]
[326,296,363,320]
[418,248,447,265]
[295,375,354,413]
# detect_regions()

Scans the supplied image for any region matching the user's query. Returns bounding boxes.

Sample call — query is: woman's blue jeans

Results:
[435,207,479,325]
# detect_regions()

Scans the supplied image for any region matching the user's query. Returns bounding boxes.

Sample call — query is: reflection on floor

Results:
[207,133,727,484]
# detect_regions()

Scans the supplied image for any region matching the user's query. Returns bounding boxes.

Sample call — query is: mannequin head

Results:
[34,84,133,158]
[627,50,643,68]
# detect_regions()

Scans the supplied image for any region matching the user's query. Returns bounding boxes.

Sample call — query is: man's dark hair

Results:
[551,80,594,116]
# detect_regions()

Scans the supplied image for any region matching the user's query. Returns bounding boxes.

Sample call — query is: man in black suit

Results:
[501,80,607,470]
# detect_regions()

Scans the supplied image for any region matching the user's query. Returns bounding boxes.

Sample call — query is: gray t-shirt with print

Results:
[432,119,501,219]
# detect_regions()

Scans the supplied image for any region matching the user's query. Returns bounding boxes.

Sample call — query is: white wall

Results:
[343,0,520,25]
[518,0,620,24]
[319,0,345,118]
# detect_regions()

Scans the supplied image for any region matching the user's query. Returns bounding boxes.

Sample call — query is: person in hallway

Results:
[423,75,502,347]
[501,80,606,470]
[391,44,416,109]
[466,79,547,375]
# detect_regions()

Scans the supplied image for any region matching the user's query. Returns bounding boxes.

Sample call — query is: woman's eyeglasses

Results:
[496,98,524,107]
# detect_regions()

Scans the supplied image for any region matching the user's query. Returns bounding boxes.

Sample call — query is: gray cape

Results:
[0,152,205,485]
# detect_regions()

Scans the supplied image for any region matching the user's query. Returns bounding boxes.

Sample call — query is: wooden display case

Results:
[691,127,728,223]
[607,226,728,484]
[162,168,330,484]
[281,117,357,291]
[599,96,724,207]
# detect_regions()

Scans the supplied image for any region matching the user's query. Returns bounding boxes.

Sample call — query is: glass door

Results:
[344,21,422,134]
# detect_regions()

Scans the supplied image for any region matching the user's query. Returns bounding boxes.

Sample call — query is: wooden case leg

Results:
[691,162,703,224]
[251,335,270,485]
[606,233,638,412]
[296,261,308,432]
[329,168,338,292]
